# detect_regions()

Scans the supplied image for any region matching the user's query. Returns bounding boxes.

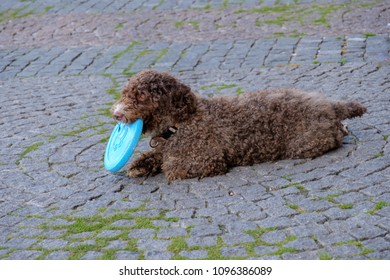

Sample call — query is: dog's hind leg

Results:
[162,149,229,182]
[285,123,346,159]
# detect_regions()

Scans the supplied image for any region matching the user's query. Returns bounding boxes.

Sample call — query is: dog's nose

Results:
[113,110,124,121]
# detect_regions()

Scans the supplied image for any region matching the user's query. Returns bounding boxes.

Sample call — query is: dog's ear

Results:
[170,82,196,122]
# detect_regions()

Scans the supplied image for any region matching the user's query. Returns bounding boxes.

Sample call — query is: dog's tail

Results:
[333,101,367,120]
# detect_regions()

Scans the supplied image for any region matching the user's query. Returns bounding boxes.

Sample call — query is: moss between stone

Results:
[16,141,44,165]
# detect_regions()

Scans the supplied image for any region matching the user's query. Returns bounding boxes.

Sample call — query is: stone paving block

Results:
[282,250,321,260]
[261,230,288,244]
[144,251,174,260]
[104,240,128,250]
[180,250,208,259]
[45,251,71,260]
[362,237,390,252]
[220,246,247,257]
[254,245,279,256]
[166,209,195,219]
[225,220,258,234]
[196,206,228,218]
[287,224,330,238]
[115,251,140,260]
[350,226,387,241]
[186,236,217,247]
[191,224,223,237]
[5,238,38,249]
[37,239,68,250]
[137,239,171,251]
[0,215,25,227]
[0,249,9,258]
[111,219,136,228]
[176,198,206,210]
[69,240,96,248]
[322,207,354,220]
[222,233,255,246]
[157,228,187,239]
[7,250,42,260]
[285,237,318,251]
[81,251,103,260]
[128,229,155,239]
[292,212,327,225]
[258,216,299,230]
[327,244,361,259]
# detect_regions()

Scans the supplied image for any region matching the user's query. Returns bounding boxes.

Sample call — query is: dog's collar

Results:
[150,126,177,148]
[160,126,178,140]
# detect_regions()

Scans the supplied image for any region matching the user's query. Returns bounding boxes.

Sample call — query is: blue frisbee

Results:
[104,119,143,172]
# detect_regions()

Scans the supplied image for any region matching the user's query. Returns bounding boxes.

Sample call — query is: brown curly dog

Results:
[112,69,366,182]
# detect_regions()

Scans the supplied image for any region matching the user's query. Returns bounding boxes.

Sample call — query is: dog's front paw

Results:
[128,166,150,178]
[127,152,162,178]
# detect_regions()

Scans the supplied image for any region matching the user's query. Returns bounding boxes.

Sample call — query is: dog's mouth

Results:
[114,114,125,122]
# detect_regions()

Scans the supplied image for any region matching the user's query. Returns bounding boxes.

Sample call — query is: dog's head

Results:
[112,69,196,133]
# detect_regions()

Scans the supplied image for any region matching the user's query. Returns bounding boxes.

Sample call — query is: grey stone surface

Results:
[0,0,389,260]
[180,250,208,259]
[115,251,140,260]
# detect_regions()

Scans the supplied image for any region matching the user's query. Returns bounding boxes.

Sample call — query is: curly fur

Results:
[112,69,367,182]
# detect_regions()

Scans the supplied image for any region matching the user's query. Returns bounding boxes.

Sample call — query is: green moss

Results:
[121,49,153,76]
[322,194,340,204]
[174,21,184,29]
[373,151,384,158]
[245,227,277,243]
[220,0,229,9]
[240,2,354,32]
[245,227,298,257]
[288,204,305,213]
[290,30,306,38]
[168,236,191,259]
[32,204,187,259]
[339,57,347,66]
[363,32,376,38]
[217,84,236,90]
[200,83,238,94]
[102,74,121,99]
[339,203,353,210]
[152,0,164,10]
[273,32,286,37]
[281,174,293,182]
[17,141,44,165]
[156,48,168,61]
[238,4,296,14]
[112,41,142,64]
[313,4,344,27]
[282,182,308,193]
[367,201,389,215]
[189,21,200,31]
[319,252,333,260]
[115,23,124,31]
[60,126,90,137]
[193,3,211,10]
[205,237,227,260]
[236,87,244,95]
[0,5,34,23]
[334,240,375,256]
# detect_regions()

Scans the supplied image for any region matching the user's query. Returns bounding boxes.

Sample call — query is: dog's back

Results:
[197,89,366,164]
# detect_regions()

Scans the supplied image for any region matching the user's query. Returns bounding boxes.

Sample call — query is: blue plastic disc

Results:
[104,119,143,172]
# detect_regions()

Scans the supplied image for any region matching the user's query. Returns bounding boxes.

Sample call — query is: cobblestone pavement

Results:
[0,0,389,260]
